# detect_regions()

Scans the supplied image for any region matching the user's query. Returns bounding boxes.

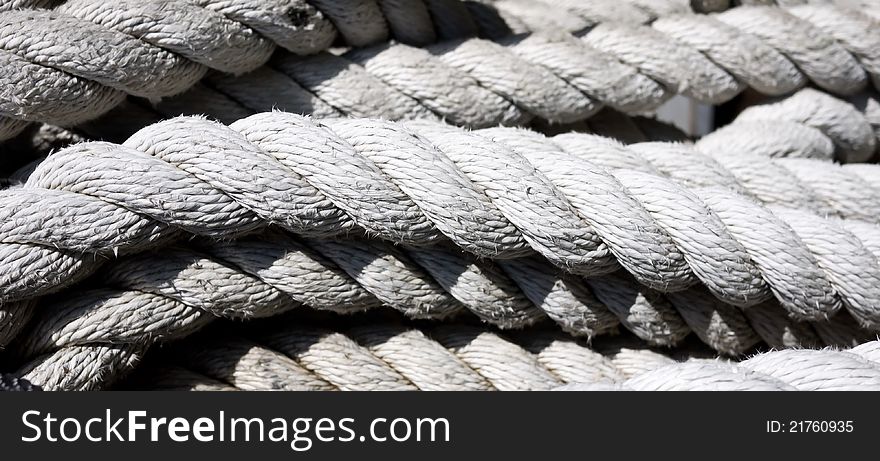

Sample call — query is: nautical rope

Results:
[3,114,880,374]
[92,85,879,163]
[25,317,880,391]
[570,341,880,391]
[737,0,880,24]
[0,373,40,391]
[697,89,878,162]
[150,5,880,124]
[4,221,869,375]
[0,0,721,142]
[1,3,878,142]
[479,0,734,35]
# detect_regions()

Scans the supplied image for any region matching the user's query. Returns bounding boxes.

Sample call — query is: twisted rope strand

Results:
[114,49,877,162]
[0,0,707,140]
[7,115,880,320]
[6,246,686,389]
[0,0,443,137]
[0,116,866,310]
[698,88,878,162]
[252,6,878,123]
[4,115,880,374]
[2,3,878,142]
[90,321,880,392]
[80,79,878,169]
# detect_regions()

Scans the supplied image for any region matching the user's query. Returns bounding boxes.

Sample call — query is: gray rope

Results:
[0,0,717,141]
[30,318,880,391]
[109,44,877,161]
[2,3,877,142]
[0,373,40,391]
[0,0,440,138]
[4,115,880,378]
[7,115,880,317]
[698,88,878,162]
[238,5,878,126]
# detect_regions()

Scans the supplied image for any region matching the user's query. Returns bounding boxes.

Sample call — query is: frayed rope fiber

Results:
[1,3,878,142]
[0,373,40,391]
[93,84,880,164]
[0,0,707,139]
[20,315,880,391]
[3,114,880,368]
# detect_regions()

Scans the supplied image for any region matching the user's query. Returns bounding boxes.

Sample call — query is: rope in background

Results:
[0,372,39,391]
[3,79,876,185]
[1,0,876,392]
[20,313,880,391]
[78,86,880,164]
[697,89,879,162]
[1,3,878,143]
[6,114,880,315]
[3,114,880,388]
[0,109,695,178]
[0,0,729,142]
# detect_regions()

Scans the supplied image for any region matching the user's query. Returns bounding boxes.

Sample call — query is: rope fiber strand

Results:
[31,315,880,391]
[3,113,880,384]
[3,0,880,393]
[1,2,879,142]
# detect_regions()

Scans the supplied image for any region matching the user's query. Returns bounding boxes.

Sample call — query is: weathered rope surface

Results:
[151,4,880,131]
[45,317,880,392]
[737,0,880,22]
[93,85,880,163]
[698,89,879,162]
[0,0,726,141]
[0,373,39,391]
[3,114,880,378]
[2,3,879,142]
[126,6,880,144]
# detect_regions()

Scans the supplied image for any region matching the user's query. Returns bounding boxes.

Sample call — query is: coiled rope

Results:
[88,85,880,163]
[0,0,726,142]
[0,372,39,391]
[24,316,880,391]
[698,89,879,162]
[1,3,878,142]
[3,114,880,377]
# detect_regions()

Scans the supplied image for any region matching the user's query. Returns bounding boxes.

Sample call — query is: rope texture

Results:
[112,5,880,142]
[32,318,880,391]
[1,2,876,392]
[3,114,880,383]
[2,2,879,142]
[89,85,880,164]
[0,373,40,391]
[0,0,725,142]
[698,89,879,163]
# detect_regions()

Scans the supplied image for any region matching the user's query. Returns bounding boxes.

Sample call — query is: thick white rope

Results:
[7,114,880,318]
[698,89,878,162]
[96,47,877,162]
[737,0,880,23]
[24,318,880,391]
[0,0,432,139]
[257,5,878,123]
[1,3,878,142]
[3,114,880,377]
[0,0,723,141]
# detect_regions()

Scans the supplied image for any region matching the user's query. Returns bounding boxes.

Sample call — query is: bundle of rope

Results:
[475,0,730,34]
[0,0,731,142]
[27,315,880,391]
[1,2,878,142]
[0,373,39,391]
[82,85,880,164]
[3,113,880,390]
[697,89,879,162]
